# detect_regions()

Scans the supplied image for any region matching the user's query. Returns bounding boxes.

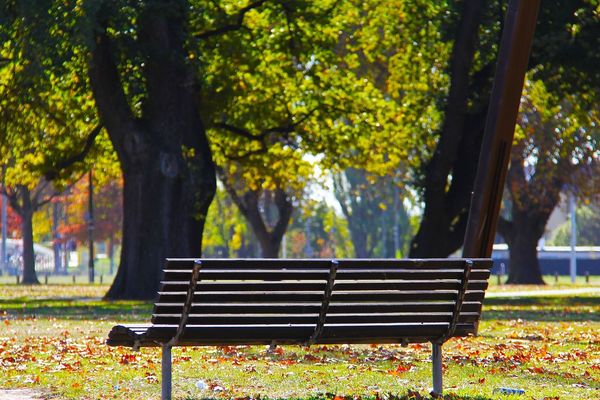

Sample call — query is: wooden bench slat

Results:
[159,282,328,292]
[151,311,481,325]
[334,280,488,291]
[166,259,334,270]
[162,270,330,281]
[137,322,475,344]
[157,280,488,292]
[161,269,491,281]
[155,290,485,303]
[152,301,483,315]
[335,270,491,280]
[337,259,492,269]
[165,258,492,270]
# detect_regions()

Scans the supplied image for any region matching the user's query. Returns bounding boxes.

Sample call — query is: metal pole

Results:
[569,192,577,283]
[462,0,541,258]
[393,184,400,258]
[162,345,172,400]
[1,193,7,275]
[88,171,95,283]
[281,233,287,258]
[432,343,443,396]
[109,234,115,275]
[380,205,387,257]
[53,201,62,275]
[305,216,313,257]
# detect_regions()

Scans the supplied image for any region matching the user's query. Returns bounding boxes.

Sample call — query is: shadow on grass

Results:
[0,298,152,321]
[482,295,600,322]
[2,295,599,323]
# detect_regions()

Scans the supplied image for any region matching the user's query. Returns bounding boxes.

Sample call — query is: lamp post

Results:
[1,192,7,275]
[569,191,577,284]
[88,170,95,283]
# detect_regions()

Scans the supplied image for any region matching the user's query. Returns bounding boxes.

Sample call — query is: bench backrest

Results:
[150,258,492,345]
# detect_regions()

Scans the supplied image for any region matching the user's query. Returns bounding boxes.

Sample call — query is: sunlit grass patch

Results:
[0,284,599,399]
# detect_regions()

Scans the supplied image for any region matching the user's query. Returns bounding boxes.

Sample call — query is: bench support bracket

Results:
[162,345,172,400]
[307,259,338,345]
[432,343,442,397]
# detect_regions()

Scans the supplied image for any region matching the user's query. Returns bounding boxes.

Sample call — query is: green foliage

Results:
[0,2,118,190]
[203,184,255,257]
[203,0,442,199]
[285,199,354,258]
[532,0,600,102]
[507,78,600,214]
[548,203,600,246]
[334,169,413,258]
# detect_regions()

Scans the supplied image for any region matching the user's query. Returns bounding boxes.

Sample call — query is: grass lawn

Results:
[0,283,598,400]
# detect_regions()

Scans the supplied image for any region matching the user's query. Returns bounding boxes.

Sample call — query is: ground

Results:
[0,278,598,400]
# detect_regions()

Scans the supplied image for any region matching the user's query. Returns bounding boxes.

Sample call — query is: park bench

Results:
[107,258,492,399]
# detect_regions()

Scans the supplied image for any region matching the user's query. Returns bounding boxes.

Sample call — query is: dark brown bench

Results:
[107,258,492,399]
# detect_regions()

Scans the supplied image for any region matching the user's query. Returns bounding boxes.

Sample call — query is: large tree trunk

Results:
[498,215,545,284]
[106,153,214,299]
[506,228,544,284]
[409,1,492,257]
[496,140,563,285]
[89,2,216,299]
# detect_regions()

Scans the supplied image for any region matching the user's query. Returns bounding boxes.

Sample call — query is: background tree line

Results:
[1,0,599,297]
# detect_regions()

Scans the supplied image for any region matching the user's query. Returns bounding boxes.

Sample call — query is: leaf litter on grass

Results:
[1,286,599,399]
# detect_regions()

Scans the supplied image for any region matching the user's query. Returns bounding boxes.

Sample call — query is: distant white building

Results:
[2,238,54,274]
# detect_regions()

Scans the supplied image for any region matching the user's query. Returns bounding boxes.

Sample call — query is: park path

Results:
[487,287,600,298]
[0,389,47,400]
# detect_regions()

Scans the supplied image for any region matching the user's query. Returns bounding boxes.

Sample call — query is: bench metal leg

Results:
[162,345,172,400]
[432,343,443,397]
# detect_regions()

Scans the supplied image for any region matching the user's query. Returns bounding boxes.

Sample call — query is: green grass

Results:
[0,284,599,400]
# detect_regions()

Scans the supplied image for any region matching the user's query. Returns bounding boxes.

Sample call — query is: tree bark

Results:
[505,227,544,284]
[496,140,562,284]
[89,3,216,299]
[498,214,545,284]
[409,1,491,258]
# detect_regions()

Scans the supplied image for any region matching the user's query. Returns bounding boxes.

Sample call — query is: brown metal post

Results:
[462,0,541,258]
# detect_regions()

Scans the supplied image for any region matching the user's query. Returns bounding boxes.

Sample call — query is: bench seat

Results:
[107,258,492,399]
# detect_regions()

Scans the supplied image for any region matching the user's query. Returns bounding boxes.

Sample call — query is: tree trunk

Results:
[497,207,547,285]
[409,1,492,258]
[505,229,544,284]
[89,3,216,299]
[347,221,369,258]
[19,188,38,284]
[105,145,214,299]
[234,189,293,259]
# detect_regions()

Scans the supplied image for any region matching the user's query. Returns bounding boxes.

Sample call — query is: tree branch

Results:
[217,167,249,216]
[213,122,266,141]
[196,0,269,40]
[43,124,103,180]
[88,22,136,154]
